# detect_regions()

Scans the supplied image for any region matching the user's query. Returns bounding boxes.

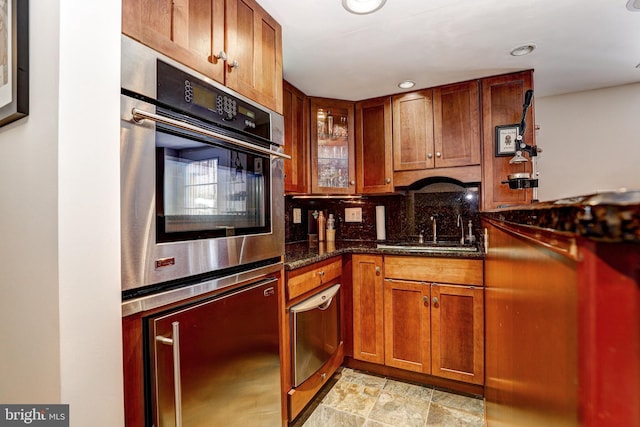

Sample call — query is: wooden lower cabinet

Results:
[353,254,484,386]
[383,279,431,373]
[352,254,385,364]
[431,283,484,385]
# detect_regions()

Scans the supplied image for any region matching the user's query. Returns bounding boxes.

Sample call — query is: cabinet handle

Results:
[318,270,325,278]
[432,297,439,307]
[428,153,433,159]
[375,266,381,275]
[350,180,355,185]
[422,295,429,306]
[436,152,441,158]
[228,59,239,70]
[385,178,391,184]
[155,322,183,427]
[213,50,227,62]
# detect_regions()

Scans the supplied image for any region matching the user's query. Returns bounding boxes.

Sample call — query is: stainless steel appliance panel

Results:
[120,48,285,291]
[291,284,341,387]
[149,278,282,427]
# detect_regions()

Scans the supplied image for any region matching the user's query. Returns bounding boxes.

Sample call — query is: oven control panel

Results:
[157,60,270,140]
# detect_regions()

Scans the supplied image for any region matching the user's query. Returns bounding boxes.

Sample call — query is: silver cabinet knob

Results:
[422,295,429,305]
[375,266,381,275]
[350,180,355,185]
[428,153,433,159]
[385,178,391,184]
[214,50,227,61]
[432,297,439,306]
[228,60,239,70]
[436,152,441,158]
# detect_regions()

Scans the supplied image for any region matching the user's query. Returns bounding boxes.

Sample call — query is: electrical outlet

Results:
[293,208,302,224]
[345,207,362,223]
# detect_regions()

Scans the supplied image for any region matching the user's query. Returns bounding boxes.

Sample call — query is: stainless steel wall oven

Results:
[120,36,288,296]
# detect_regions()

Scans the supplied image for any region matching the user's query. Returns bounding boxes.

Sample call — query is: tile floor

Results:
[293,368,485,427]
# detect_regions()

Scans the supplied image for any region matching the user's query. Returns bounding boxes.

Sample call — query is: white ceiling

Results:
[258,0,640,101]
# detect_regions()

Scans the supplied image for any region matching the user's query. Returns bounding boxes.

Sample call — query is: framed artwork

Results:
[495,124,519,156]
[0,0,28,128]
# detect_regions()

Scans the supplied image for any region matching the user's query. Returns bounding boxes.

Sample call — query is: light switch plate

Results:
[345,207,362,222]
[293,208,302,224]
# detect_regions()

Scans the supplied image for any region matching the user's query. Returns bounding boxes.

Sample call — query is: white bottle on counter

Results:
[326,213,336,242]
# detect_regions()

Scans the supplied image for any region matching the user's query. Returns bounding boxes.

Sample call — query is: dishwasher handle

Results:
[290,284,340,314]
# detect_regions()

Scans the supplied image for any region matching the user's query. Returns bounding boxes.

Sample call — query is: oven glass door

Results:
[155,120,271,243]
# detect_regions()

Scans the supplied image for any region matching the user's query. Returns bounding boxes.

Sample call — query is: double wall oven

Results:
[120,36,288,427]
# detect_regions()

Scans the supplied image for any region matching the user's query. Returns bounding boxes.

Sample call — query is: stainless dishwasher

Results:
[291,283,341,387]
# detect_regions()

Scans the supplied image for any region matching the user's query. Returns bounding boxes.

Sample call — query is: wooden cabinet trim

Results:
[384,255,483,285]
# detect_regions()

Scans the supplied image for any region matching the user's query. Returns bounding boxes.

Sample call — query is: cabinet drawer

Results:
[384,256,483,285]
[287,257,342,300]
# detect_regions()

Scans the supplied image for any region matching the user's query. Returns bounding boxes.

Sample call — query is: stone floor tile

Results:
[321,380,381,417]
[431,390,484,416]
[383,379,434,401]
[339,368,388,389]
[367,391,430,427]
[425,402,484,427]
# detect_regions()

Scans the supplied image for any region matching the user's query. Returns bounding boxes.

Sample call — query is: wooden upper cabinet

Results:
[225,0,283,113]
[481,70,535,211]
[122,0,283,113]
[433,80,480,168]
[310,98,356,195]
[122,0,226,82]
[392,90,434,171]
[283,81,309,194]
[356,96,393,194]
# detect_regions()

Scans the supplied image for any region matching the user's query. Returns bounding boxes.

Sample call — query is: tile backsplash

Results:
[285,183,481,244]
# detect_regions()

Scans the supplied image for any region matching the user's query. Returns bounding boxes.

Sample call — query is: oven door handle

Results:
[130,107,291,160]
[290,283,341,314]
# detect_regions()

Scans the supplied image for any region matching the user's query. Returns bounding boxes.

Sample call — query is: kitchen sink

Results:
[376,241,479,253]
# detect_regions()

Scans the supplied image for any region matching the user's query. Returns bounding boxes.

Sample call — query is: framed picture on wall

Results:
[0,0,28,128]
[495,124,519,156]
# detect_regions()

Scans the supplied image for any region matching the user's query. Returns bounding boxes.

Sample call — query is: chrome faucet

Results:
[418,231,424,244]
[457,214,464,244]
[430,215,437,243]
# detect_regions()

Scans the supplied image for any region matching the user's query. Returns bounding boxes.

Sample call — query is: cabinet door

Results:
[433,81,481,168]
[383,279,431,373]
[481,71,535,210]
[283,81,309,194]
[431,284,484,385]
[392,90,434,171]
[225,0,283,113]
[352,255,384,364]
[310,98,356,195]
[122,0,226,83]
[356,97,393,194]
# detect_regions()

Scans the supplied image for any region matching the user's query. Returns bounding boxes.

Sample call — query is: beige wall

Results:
[535,83,640,201]
[0,1,123,425]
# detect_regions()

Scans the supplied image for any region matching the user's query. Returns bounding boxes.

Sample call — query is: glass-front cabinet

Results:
[310,98,355,194]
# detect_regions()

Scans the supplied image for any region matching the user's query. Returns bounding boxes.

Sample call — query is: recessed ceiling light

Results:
[627,0,640,11]
[510,43,537,57]
[398,80,415,89]
[342,0,387,15]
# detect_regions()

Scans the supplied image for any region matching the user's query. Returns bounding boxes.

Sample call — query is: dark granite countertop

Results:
[284,239,484,271]
[482,189,640,243]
